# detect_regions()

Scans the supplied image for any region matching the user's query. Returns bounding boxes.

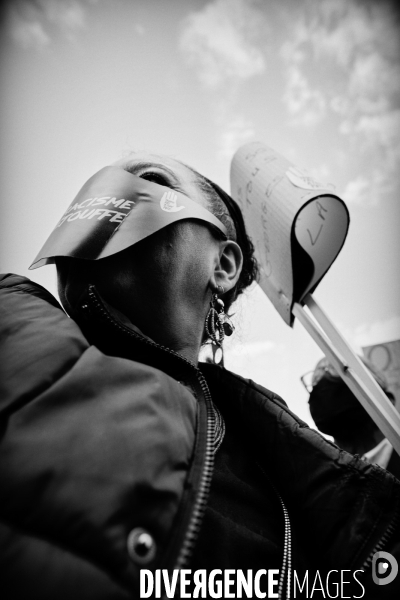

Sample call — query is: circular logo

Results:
[372,551,398,586]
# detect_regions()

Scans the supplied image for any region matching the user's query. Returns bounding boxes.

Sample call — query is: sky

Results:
[1,0,399,425]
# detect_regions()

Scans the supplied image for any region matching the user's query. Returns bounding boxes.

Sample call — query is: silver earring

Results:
[205,285,235,348]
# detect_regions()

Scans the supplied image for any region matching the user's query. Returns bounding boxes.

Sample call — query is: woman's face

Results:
[110,151,222,300]
[97,153,225,347]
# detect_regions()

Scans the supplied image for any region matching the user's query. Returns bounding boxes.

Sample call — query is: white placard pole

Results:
[293,294,400,456]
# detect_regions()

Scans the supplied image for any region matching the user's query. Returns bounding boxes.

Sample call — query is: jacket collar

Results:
[75,283,201,384]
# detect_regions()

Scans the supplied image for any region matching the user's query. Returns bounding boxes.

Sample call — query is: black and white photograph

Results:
[1,1,399,598]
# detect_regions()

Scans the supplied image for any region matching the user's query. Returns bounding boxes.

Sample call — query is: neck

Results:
[114,294,208,366]
[145,309,205,365]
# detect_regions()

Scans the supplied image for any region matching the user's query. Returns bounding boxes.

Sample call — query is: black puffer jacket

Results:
[0,273,399,599]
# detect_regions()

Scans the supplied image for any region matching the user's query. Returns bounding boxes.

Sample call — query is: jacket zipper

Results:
[257,462,291,600]
[173,373,216,570]
[85,286,215,569]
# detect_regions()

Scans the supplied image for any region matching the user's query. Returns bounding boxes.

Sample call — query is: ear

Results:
[210,240,243,293]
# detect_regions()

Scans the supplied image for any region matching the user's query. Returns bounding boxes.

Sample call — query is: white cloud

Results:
[342,176,370,205]
[4,0,99,49]
[280,0,400,200]
[179,0,264,160]
[340,109,400,205]
[218,115,255,159]
[179,0,265,88]
[46,1,85,35]
[282,65,326,126]
[9,14,51,49]
[309,0,393,67]
[355,111,400,155]
[342,163,399,206]
[349,52,400,103]
[352,316,400,349]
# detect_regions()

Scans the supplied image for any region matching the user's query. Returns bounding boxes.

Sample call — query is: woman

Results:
[0,153,399,599]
